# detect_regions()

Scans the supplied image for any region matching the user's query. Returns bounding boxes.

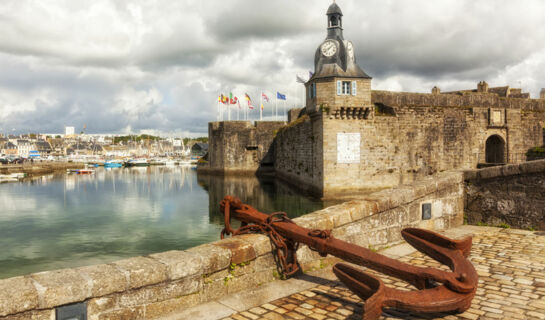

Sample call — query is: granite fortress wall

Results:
[202,121,286,174]
[272,89,545,198]
[464,159,545,230]
[0,172,463,320]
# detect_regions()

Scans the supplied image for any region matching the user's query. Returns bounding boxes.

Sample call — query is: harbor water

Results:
[0,166,330,279]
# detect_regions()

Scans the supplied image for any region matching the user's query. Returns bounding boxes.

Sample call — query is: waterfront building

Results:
[203,2,545,198]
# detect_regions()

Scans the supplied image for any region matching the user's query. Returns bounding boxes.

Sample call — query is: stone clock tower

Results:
[306,2,373,120]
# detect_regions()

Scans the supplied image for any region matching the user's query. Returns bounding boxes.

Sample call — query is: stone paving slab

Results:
[164,226,545,320]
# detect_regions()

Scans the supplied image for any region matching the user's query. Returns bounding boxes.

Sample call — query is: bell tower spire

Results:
[327,1,344,40]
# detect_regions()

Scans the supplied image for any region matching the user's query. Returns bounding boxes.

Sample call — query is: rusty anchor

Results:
[219,196,478,320]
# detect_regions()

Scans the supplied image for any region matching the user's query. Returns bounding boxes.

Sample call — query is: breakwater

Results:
[0,162,84,176]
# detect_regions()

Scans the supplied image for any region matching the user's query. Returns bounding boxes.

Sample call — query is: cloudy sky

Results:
[1,0,544,136]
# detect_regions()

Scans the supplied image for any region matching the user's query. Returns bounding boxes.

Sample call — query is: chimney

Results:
[541,88,545,99]
[477,81,489,93]
[431,86,441,94]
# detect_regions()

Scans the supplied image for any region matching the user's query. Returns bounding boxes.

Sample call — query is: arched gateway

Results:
[485,135,506,163]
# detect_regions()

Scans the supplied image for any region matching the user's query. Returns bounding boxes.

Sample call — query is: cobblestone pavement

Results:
[222,227,545,320]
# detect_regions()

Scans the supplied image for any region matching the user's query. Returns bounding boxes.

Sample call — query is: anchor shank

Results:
[231,206,455,289]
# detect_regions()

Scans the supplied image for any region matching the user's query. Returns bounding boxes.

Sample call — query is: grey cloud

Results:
[1,0,545,135]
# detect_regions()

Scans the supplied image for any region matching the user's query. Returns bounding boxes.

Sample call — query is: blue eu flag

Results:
[277,92,286,100]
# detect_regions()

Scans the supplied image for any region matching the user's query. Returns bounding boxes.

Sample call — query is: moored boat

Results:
[104,160,123,168]
[124,159,150,167]
[67,169,95,175]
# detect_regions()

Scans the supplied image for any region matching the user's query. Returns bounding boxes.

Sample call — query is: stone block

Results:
[347,200,376,221]
[411,182,430,199]
[386,227,403,243]
[31,268,91,309]
[422,178,438,194]
[295,245,322,265]
[478,166,502,180]
[144,293,200,319]
[348,231,371,248]
[117,276,201,308]
[435,173,463,191]
[201,278,228,303]
[226,272,259,295]
[293,212,334,230]
[236,234,273,256]
[321,205,353,228]
[88,296,118,315]
[408,202,420,223]
[213,237,257,265]
[253,253,276,272]
[361,196,391,213]
[112,256,168,290]
[77,263,127,297]
[501,164,520,177]
[0,309,54,320]
[368,229,389,246]
[149,250,203,281]
[389,187,416,207]
[520,159,545,174]
[187,243,231,275]
[96,306,145,320]
[0,276,39,316]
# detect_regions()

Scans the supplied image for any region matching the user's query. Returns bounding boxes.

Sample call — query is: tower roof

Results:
[327,2,343,15]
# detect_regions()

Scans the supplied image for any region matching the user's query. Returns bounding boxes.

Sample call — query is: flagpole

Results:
[275,95,278,120]
[228,93,231,121]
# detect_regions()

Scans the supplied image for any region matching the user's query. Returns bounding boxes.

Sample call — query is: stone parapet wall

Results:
[464,159,545,230]
[0,172,464,320]
[372,90,545,111]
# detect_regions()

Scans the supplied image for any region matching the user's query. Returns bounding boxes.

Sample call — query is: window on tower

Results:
[330,16,338,27]
[337,80,357,96]
[342,81,350,94]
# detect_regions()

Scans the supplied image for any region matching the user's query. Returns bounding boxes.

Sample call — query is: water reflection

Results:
[198,174,330,225]
[0,167,327,279]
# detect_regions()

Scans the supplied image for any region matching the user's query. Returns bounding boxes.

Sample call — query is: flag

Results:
[229,92,238,104]
[237,99,241,109]
[220,94,229,104]
[260,103,264,110]
[245,93,253,109]
[261,92,270,102]
[277,92,286,100]
[296,75,306,83]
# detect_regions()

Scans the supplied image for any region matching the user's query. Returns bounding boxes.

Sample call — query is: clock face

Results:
[321,41,337,57]
[346,42,354,59]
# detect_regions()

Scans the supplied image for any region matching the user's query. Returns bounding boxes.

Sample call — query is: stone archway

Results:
[485,135,505,163]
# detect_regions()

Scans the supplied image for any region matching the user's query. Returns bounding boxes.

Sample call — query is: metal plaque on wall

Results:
[337,133,360,164]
